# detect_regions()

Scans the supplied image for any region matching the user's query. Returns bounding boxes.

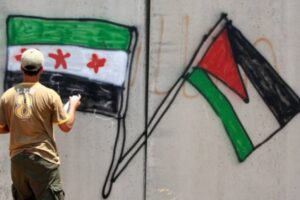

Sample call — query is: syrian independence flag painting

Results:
[5,16,137,118]
[186,18,300,161]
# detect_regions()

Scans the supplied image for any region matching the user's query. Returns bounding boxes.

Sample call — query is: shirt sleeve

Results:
[0,97,7,128]
[52,92,69,125]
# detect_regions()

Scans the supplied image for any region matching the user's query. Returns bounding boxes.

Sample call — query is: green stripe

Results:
[186,68,254,161]
[7,16,131,50]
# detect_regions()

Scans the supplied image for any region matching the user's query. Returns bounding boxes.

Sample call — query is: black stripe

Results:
[5,71,122,118]
[227,23,300,126]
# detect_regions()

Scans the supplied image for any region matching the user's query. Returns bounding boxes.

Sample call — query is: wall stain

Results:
[151,16,168,95]
[157,188,178,200]
[152,15,199,99]
[182,15,199,99]
[253,37,278,70]
[130,44,142,86]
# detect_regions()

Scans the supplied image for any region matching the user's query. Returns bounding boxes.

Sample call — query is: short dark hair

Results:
[22,65,41,76]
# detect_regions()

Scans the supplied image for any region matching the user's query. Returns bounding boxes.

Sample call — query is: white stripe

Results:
[8,45,128,86]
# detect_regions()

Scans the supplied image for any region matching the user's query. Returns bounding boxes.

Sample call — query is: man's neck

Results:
[23,75,39,83]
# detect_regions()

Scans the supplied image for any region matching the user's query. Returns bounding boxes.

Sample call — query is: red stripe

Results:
[198,29,248,101]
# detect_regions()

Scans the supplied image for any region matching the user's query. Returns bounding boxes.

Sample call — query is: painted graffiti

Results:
[4,13,300,199]
[187,16,300,160]
[5,15,138,118]
[100,13,300,198]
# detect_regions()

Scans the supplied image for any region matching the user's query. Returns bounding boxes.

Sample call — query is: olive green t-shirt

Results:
[0,82,69,165]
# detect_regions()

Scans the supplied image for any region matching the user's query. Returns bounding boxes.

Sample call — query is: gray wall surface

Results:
[1,0,300,200]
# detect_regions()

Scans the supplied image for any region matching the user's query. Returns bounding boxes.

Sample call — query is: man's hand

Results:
[59,95,81,133]
[0,125,9,134]
[69,94,81,111]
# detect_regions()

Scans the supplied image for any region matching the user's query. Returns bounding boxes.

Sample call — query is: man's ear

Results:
[39,66,44,74]
[20,66,24,73]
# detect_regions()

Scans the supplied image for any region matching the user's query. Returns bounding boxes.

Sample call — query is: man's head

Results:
[21,48,44,76]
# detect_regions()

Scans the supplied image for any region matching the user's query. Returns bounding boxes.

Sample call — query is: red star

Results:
[15,48,27,61]
[86,53,106,73]
[48,49,71,69]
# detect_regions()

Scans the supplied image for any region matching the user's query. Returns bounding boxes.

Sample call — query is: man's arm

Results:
[0,97,8,134]
[59,95,81,133]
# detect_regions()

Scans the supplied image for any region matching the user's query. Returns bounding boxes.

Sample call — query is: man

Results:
[0,48,81,199]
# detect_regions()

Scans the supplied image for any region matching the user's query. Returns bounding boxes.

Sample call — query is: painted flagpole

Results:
[105,13,228,185]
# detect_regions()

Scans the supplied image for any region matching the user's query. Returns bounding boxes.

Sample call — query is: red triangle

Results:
[198,29,248,101]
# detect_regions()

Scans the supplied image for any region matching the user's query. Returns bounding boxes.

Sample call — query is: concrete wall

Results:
[1,0,300,200]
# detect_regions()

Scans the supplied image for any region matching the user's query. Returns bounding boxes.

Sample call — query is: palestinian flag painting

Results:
[186,19,300,161]
[5,16,137,118]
